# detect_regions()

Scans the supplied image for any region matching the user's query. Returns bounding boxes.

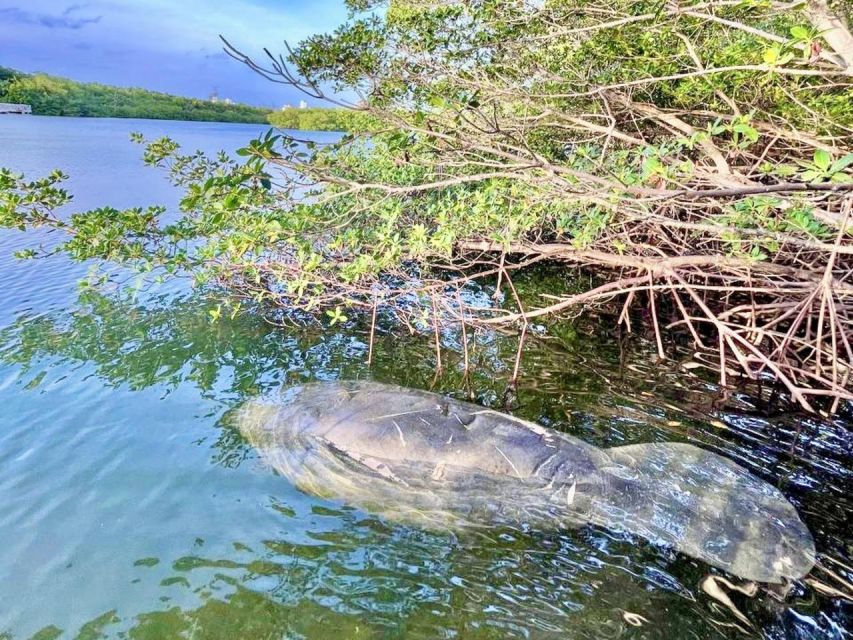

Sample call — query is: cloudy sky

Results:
[0,0,350,107]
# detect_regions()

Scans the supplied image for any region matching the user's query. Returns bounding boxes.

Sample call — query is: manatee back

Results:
[279,381,609,481]
[597,442,815,583]
[237,381,611,529]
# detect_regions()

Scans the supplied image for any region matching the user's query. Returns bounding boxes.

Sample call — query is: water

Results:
[0,116,850,639]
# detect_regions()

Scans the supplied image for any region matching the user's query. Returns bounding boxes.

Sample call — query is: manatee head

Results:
[233,386,330,493]
[233,400,281,448]
[235,382,359,446]
[234,382,434,508]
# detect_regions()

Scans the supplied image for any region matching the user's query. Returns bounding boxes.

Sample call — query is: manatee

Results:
[237,380,815,583]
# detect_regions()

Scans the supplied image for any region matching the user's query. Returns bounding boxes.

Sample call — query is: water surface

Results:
[0,116,850,639]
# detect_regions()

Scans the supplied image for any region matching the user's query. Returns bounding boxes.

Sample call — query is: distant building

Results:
[209,91,234,106]
[298,100,307,110]
[0,103,32,114]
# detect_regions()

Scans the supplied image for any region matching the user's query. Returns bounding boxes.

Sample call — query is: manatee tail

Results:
[592,442,815,583]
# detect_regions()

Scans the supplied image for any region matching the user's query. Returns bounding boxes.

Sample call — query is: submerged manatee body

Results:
[238,381,815,583]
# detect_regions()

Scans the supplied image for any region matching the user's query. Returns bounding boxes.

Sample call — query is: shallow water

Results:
[0,116,850,639]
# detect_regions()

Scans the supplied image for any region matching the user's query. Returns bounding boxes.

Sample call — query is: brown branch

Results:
[807,0,853,73]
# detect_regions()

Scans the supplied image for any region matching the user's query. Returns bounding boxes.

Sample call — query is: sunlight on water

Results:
[0,116,850,639]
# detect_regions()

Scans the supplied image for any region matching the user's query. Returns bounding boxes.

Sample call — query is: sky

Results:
[0,0,351,107]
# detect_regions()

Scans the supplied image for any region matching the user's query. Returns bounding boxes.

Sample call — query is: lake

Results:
[0,116,850,639]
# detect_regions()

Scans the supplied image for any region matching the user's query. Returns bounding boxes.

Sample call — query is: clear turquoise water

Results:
[0,116,850,639]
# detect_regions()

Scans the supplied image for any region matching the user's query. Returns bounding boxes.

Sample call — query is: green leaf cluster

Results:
[268,107,375,132]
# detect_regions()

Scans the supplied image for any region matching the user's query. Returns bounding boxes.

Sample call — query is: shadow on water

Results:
[0,282,850,639]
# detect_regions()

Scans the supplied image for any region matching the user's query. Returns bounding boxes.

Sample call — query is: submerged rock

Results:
[237,380,815,583]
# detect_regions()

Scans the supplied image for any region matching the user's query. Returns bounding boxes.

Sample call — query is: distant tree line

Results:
[0,66,368,130]
[0,66,271,124]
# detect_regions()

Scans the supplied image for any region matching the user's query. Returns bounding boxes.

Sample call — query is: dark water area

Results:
[0,116,850,639]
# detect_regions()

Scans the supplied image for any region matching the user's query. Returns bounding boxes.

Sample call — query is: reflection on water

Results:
[0,117,850,639]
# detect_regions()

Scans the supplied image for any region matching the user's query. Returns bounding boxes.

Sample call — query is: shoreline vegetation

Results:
[0,66,359,130]
[2,1,853,413]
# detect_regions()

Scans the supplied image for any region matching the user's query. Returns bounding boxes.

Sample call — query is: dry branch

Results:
[218,0,853,413]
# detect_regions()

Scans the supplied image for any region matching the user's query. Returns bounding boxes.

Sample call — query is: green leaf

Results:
[732,123,759,144]
[326,306,348,325]
[789,26,809,40]
[814,149,831,171]
[762,48,779,64]
[774,163,798,177]
[829,153,853,174]
[749,245,767,261]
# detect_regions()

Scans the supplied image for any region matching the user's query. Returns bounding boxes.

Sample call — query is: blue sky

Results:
[0,1,351,107]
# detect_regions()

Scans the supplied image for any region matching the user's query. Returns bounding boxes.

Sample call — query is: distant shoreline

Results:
[0,111,355,133]
[0,111,273,126]
[0,67,360,131]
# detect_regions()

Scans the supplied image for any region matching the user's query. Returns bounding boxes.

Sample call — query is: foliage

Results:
[0,66,20,84]
[268,107,373,131]
[2,1,853,410]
